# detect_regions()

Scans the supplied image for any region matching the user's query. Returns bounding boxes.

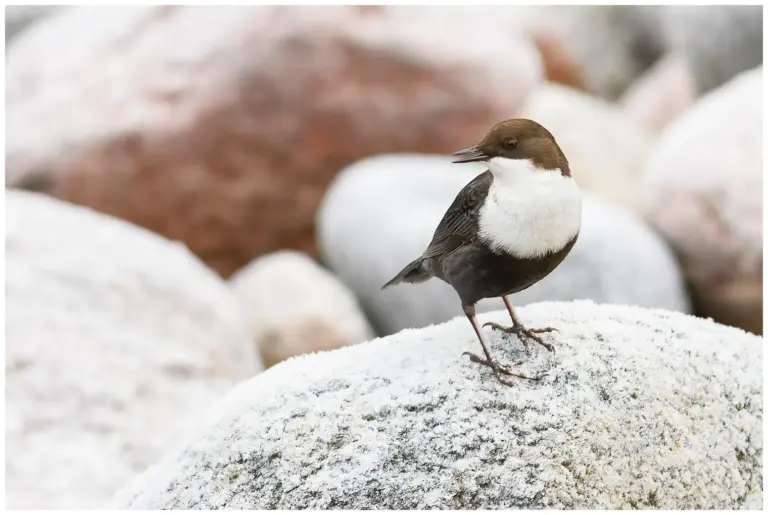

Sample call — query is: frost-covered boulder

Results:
[5,190,261,509]
[516,82,655,213]
[112,301,763,509]
[229,251,375,368]
[640,66,763,335]
[317,154,690,336]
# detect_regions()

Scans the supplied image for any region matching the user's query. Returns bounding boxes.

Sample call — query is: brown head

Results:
[452,118,570,176]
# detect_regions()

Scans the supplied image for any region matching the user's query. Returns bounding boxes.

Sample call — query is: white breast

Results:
[478,157,582,258]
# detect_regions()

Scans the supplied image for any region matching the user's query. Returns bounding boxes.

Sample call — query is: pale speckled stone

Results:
[229,251,375,368]
[5,190,261,509]
[111,301,762,509]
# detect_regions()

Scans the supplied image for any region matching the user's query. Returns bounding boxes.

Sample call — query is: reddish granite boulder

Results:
[5,6,542,277]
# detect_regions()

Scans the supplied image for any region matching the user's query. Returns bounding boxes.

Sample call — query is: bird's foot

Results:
[461,352,545,385]
[482,321,558,354]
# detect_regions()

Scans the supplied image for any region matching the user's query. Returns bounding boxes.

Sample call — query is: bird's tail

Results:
[381,257,430,289]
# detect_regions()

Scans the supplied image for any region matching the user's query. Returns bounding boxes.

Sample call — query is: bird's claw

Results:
[462,352,545,384]
[483,321,557,354]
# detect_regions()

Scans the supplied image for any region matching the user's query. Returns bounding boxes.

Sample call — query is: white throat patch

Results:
[478,157,582,258]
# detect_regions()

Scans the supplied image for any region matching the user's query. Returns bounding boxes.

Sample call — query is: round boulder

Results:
[515,82,656,213]
[619,53,697,134]
[229,251,375,368]
[317,154,690,336]
[5,5,542,277]
[639,66,763,334]
[111,301,763,509]
[5,190,261,508]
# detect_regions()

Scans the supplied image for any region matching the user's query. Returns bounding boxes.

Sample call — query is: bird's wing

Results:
[422,170,493,259]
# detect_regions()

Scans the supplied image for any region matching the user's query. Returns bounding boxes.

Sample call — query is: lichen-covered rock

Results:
[111,301,762,509]
[317,154,689,336]
[619,53,697,134]
[5,190,261,509]
[516,82,655,212]
[229,251,375,368]
[5,5,542,277]
[639,66,763,335]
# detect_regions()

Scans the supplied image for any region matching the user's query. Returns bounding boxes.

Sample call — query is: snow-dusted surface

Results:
[640,66,763,335]
[515,82,656,213]
[317,154,690,336]
[5,190,262,509]
[229,251,375,368]
[112,301,762,509]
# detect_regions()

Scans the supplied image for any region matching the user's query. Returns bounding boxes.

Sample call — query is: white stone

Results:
[317,154,690,336]
[5,190,262,509]
[111,301,763,509]
[229,251,375,368]
[619,53,697,134]
[515,82,656,213]
[639,66,763,335]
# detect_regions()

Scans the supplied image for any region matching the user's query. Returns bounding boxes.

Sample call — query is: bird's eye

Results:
[503,138,518,150]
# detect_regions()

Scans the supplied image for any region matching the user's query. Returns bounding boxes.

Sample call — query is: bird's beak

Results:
[451,145,488,163]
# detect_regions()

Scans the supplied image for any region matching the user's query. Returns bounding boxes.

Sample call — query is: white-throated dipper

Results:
[382,118,581,386]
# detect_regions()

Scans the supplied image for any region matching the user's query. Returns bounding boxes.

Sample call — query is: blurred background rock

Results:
[4,5,763,508]
[5,190,261,508]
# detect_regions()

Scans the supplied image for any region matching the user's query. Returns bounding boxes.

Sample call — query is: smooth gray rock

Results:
[661,5,763,94]
[549,5,763,99]
[5,6,63,44]
[316,154,690,336]
[549,6,666,100]
[111,301,763,509]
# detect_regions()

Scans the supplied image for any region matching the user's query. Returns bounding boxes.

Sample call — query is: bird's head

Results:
[452,118,570,177]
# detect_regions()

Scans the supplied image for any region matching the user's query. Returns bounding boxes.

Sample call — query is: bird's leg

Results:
[460,303,543,385]
[482,296,558,353]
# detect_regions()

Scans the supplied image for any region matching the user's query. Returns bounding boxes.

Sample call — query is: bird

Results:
[381,118,581,386]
